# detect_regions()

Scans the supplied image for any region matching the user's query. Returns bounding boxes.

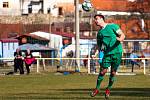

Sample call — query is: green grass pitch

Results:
[0,73,150,100]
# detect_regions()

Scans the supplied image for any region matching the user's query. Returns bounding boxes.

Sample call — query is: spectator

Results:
[90,48,96,73]
[24,49,35,75]
[83,55,88,68]
[14,48,24,74]
[130,51,140,72]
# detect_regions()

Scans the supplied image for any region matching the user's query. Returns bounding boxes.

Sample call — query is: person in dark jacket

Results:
[14,48,24,74]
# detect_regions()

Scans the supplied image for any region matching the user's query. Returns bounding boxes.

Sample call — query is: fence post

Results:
[88,57,90,74]
[37,59,39,73]
[42,59,46,70]
[143,59,146,74]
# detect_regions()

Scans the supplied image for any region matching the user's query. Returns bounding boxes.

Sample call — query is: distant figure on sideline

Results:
[130,51,140,72]
[14,48,24,74]
[83,55,88,68]
[90,48,96,74]
[24,49,35,75]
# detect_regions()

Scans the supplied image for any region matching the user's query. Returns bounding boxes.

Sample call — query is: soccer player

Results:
[90,14,125,99]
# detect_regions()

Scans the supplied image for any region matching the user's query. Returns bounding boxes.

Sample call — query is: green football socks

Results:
[107,76,116,89]
[96,76,104,90]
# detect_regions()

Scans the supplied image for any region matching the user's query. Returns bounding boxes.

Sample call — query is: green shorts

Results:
[101,53,122,71]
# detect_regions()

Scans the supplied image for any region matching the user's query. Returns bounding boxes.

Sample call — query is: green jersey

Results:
[97,23,123,55]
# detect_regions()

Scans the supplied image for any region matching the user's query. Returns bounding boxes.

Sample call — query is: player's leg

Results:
[107,68,118,89]
[91,55,111,97]
[131,61,135,72]
[135,61,140,68]
[19,60,24,74]
[25,64,30,75]
[105,68,116,99]
[105,53,122,99]
[91,67,108,97]
[14,59,18,73]
[96,68,107,89]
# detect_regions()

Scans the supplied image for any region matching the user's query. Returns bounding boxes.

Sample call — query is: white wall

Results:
[50,34,63,49]
[0,0,21,15]
[30,31,63,50]
[61,39,96,57]
[2,42,18,59]
[43,0,74,16]
[22,0,30,14]
[43,0,58,16]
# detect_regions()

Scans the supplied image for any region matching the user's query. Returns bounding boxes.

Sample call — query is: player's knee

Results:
[100,69,107,76]
[110,71,116,77]
[109,76,116,82]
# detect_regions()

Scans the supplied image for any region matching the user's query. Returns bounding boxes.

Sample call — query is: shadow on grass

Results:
[59,88,150,96]
[1,88,150,99]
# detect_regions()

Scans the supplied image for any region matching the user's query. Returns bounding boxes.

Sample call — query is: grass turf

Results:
[0,72,150,100]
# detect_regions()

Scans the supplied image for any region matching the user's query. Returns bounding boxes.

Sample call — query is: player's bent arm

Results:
[116,29,125,42]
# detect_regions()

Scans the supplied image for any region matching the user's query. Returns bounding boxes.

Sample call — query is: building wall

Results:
[0,0,21,15]
[22,0,43,14]
[43,0,74,16]
[30,31,63,49]
[0,18,149,39]
[0,24,21,39]
[0,0,75,16]
[0,0,149,16]
[22,0,32,14]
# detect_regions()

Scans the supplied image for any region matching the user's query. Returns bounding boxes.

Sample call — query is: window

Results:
[47,8,51,14]
[3,2,9,8]
[28,5,32,13]
[58,7,63,15]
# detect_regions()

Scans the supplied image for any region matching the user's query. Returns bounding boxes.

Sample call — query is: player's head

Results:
[94,14,105,26]
[16,48,20,52]
[94,14,105,21]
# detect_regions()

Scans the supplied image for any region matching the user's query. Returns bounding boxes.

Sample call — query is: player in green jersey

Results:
[90,14,125,99]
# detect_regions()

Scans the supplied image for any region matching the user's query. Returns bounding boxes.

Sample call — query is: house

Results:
[18,43,57,59]
[30,31,63,49]
[0,0,21,15]
[0,0,75,16]
[29,31,75,58]
[16,34,49,46]
[15,34,57,64]
[43,0,74,16]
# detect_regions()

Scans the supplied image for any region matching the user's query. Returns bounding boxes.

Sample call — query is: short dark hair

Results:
[94,14,105,21]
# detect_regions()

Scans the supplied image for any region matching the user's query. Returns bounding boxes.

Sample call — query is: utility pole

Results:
[75,0,80,72]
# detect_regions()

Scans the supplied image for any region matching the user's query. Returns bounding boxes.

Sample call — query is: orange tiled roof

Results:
[80,0,150,13]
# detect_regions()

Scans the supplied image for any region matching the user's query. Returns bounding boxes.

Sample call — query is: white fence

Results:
[0,57,150,75]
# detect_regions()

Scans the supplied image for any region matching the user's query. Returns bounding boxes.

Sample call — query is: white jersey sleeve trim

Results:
[116,29,123,35]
